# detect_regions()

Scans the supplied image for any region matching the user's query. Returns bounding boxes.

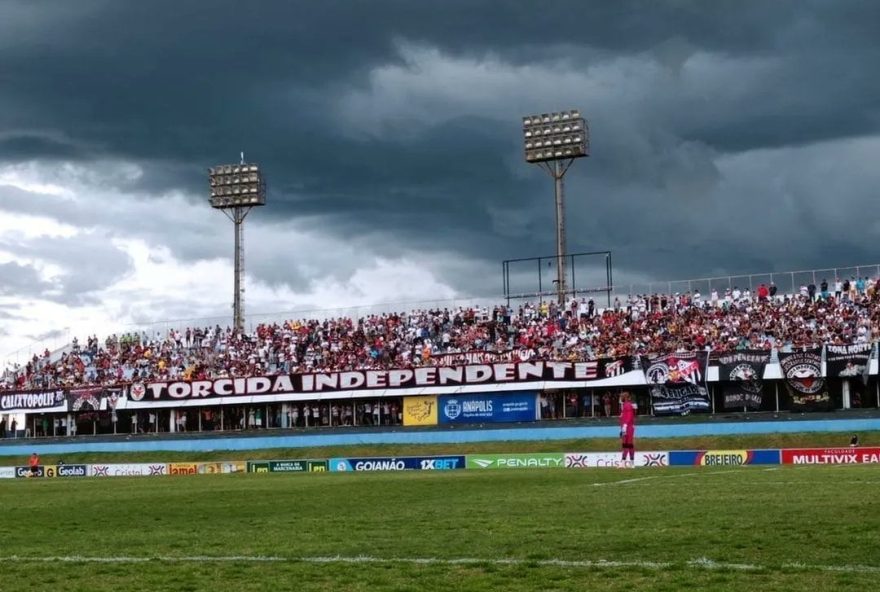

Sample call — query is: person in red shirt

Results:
[619,392,637,468]
[28,452,40,478]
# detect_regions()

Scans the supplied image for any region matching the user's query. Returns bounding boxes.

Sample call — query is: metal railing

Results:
[620,264,880,298]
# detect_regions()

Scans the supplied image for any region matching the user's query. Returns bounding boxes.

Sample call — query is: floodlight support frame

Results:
[219,206,253,332]
[534,157,575,305]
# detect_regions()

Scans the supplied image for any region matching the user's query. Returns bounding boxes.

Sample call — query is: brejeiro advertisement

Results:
[438,392,537,424]
[669,450,781,466]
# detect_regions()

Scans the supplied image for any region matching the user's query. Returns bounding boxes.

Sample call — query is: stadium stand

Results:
[3,278,878,391]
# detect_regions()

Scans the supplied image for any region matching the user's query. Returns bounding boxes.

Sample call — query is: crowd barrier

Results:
[2,447,879,479]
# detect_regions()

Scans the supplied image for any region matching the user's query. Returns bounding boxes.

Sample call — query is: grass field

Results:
[2,463,879,591]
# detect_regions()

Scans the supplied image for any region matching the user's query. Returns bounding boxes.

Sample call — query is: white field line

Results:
[2,555,880,574]
[591,469,740,487]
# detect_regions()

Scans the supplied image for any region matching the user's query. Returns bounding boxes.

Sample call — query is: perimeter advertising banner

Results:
[0,467,15,479]
[14,464,88,478]
[198,461,247,474]
[402,395,438,426]
[668,450,781,466]
[88,463,168,477]
[438,392,537,424]
[329,456,466,472]
[781,447,880,465]
[564,452,669,468]
[465,453,565,470]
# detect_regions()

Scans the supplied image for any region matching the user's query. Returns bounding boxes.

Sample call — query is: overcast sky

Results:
[1,0,879,362]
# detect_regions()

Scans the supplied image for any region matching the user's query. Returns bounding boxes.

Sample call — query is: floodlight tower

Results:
[208,154,266,332]
[522,110,589,305]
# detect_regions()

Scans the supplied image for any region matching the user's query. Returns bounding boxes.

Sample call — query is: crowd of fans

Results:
[3,276,879,392]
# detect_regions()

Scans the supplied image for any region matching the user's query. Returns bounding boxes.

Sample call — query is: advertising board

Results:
[0,466,16,479]
[198,461,246,474]
[329,456,466,472]
[669,450,781,466]
[88,463,167,477]
[781,447,880,465]
[168,463,199,475]
[247,461,270,473]
[465,453,564,470]
[564,452,669,468]
[438,392,537,424]
[402,395,438,426]
[45,464,88,478]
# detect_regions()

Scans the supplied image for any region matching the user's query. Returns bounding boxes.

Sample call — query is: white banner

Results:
[88,463,167,477]
[0,466,16,479]
[564,451,669,468]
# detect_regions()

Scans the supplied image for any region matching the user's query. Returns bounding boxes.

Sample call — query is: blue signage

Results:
[329,455,466,472]
[669,449,781,466]
[438,392,537,424]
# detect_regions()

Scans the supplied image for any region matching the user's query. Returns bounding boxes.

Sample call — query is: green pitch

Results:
[2,465,879,591]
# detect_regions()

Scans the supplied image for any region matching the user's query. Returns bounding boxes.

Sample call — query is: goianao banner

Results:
[465,453,564,470]
[402,395,438,427]
[88,463,167,477]
[564,452,669,468]
[329,456,466,472]
[782,447,880,465]
[669,450,781,466]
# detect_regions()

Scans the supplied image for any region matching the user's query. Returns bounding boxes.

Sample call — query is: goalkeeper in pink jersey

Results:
[619,392,637,467]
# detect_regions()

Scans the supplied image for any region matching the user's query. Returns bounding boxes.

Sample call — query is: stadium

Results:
[2,2,880,591]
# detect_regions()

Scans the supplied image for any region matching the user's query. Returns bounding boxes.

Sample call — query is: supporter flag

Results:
[640,351,710,415]
[778,348,831,411]
[717,350,770,410]
[825,343,873,386]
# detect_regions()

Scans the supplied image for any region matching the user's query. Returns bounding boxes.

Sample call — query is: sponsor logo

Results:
[149,465,167,475]
[467,454,564,469]
[308,462,327,472]
[443,399,462,420]
[0,467,16,479]
[782,447,880,465]
[56,464,87,477]
[15,466,45,478]
[91,465,110,477]
[335,461,349,472]
[641,453,668,467]
[168,463,198,475]
[419,458,461,470]
[697,451,752,466]
[354,460,406,471]
[564,452,669,469]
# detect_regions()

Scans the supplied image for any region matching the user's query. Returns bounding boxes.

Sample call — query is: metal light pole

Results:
[209,154,266,332]
[522,110,589,305]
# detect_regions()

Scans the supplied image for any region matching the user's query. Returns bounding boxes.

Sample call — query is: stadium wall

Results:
[1,416,879,456]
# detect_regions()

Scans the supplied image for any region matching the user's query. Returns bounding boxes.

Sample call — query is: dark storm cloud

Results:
[1,0,879,294]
